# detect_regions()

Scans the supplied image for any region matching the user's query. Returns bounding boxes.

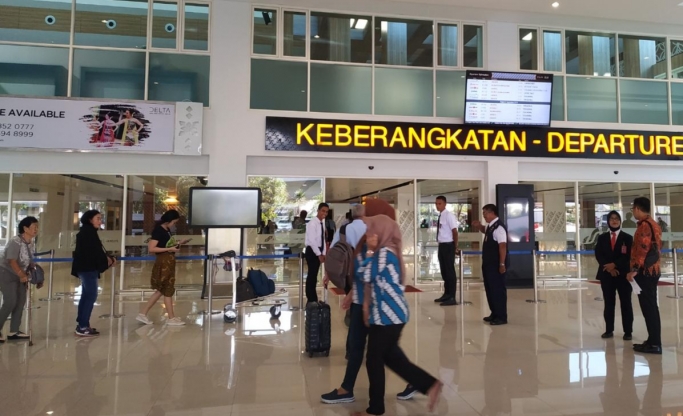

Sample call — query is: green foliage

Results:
[248,177,288,223]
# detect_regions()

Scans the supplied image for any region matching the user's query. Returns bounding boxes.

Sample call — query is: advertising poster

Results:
[0,97,175,152]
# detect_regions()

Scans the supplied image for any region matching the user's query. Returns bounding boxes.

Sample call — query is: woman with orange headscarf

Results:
[353,214,442,416]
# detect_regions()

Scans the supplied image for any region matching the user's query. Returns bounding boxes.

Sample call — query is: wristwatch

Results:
[499,263,505,266]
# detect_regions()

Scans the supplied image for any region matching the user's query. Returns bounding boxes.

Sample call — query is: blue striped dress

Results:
[362,247,409,325]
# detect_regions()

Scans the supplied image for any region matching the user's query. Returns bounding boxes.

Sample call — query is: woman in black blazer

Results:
[594,210,634,340]
[71,210,115,337]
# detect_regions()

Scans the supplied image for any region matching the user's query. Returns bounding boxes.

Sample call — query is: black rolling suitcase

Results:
[305,285,331,357]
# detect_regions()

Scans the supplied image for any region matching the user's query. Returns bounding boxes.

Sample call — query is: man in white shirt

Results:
[434,196,459,306]
[473,204,509,325]
[305,202,329,304]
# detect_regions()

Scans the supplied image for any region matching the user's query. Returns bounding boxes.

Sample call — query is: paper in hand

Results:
[630,279,642,295]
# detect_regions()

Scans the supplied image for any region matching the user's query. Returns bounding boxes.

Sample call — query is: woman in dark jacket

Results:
[71,210,115,337]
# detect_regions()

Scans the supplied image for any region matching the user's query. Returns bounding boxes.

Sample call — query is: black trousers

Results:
[634,274,661,346]
[437,242,457,298]
[341,303,369,392]
[482,264,507,321]
[305,246,321,303]
[599,274,633,333]
[366,324,437,415]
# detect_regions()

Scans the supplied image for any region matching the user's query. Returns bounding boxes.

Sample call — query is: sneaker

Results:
[167,317,186,326]
[7,331,30,340]
[136,314,153,325]
[321,388,355,404]
[75,327,99,337]
[397,384,418,401]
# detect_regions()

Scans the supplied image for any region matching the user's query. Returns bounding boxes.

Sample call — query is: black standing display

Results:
[496,184,535,287]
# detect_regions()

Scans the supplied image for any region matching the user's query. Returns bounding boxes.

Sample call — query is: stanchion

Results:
[458,252,472,306]
[199,255,221,315]
[99,265,124,319]
[27,282,34,347]
[291,253,305,311]
[526,250,546,304]
[40,249,61,302]
[668,248,682,299]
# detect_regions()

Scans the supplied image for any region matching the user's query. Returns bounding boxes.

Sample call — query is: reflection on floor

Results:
[0,285,681,416]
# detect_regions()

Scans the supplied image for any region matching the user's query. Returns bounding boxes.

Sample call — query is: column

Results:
[396,184,416,285]
[540,189,567,252]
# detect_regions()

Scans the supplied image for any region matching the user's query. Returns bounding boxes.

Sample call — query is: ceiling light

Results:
[355,19,368,30]
[101,20,107,23]
[164,196,178,204]
[522,32,533,41]
[350,18,355,28]
[314,34,319,38]
[552,2,559,7]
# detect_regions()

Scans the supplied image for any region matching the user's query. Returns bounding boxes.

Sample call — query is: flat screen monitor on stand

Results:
[188,187,262,313]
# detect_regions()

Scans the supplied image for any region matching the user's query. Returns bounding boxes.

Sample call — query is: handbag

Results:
[25,241,44,286]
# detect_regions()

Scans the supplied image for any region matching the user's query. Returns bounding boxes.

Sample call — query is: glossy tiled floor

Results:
[0,284,682,416]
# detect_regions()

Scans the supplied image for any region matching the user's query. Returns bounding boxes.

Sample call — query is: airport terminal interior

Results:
[1,0,683,415]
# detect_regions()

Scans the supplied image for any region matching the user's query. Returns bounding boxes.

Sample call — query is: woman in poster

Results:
[98,113,116,147]
[115,109,144,146]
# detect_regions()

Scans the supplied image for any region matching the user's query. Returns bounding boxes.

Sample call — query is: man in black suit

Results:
[594,210,634,340]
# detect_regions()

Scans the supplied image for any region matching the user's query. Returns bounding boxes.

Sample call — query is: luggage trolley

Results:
[222,253,287,323]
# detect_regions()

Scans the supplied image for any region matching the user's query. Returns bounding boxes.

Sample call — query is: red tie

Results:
[610,232,616,250]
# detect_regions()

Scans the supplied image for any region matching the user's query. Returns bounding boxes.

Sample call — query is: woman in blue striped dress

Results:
[354,214,443,416]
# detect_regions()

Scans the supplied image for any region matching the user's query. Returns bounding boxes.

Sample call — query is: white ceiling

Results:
[385,0,683,26]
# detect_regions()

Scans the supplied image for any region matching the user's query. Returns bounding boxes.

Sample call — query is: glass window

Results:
[551,75,564,121]
[253,8,277,55]
[618,35,666,79]
[183,3,209,51]
[245,177,322,286]
[435,70,466,118]
[375,17,433,67]
[463,25,484,68]
[671,83,683,125]
[654,184,678,275]
[375,67,433,116]
[310,12,372,64]
[0,174,10,247]
[522,181,577,279]
[284,11,306,57]
[543,30,562,72]
[417,180,480,283]
[151,1,177,49]
[620,80,668,125]
[565,31,616,77]
[0,44,69,97]
[74,0,148,49]
[11,174,124,295]
[71,49,146,100]
[250,59,307,111]
[437,23,458,67]
[148,53,210,107]
[670,40,683,79]
[566,77,617,122]
[519,28,538,70]
[310,64,371,114]
[124,176,206,290]
[0,0,71,44]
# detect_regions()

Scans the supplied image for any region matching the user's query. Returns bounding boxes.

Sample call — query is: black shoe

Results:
[601,332,614,339]
[635,344,662,355]
[321,388,355,404]
[397,384,418,401]
[490,319,508,326]
[483,315,494,322]
[440,298,459,306]
[623,333,633,341]
[7,331,30,341]
[633,342,649,351]
[0,332,4,343]
[434,295,448,303]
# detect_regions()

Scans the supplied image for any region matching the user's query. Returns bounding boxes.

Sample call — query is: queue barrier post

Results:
[526,250,546,304]
[290,252,305,311]
[668,248,682,300]
[199,255,221,316]
[458,252,472,306]
[99,264,124,319]
[40,249,62,302]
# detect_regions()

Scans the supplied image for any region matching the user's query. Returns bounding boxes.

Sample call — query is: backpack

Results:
[247,268,275,297]
[325,224,354,289]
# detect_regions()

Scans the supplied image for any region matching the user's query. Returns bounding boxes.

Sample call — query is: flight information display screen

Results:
[464,71,554,126]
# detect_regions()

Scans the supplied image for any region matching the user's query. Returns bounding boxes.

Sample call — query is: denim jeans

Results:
[77,271,99,329]
[341,303,369,393]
